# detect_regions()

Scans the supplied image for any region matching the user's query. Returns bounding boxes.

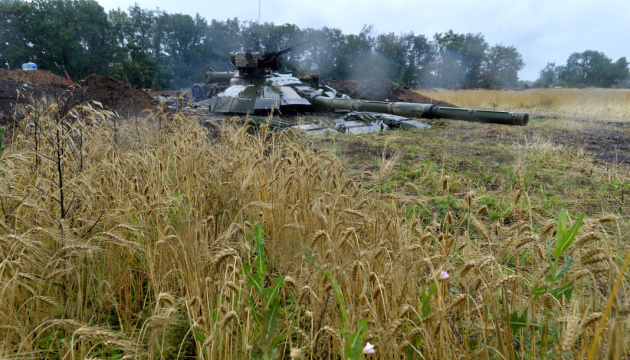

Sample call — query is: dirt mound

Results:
[0,79,64,125]
[0,73,159,125]
[0,69,70,88]
[74,74,157,113]
[323,79,457,107]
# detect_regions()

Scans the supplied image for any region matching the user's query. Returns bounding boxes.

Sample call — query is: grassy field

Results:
[0,91,628,359]
[417,88,630,122]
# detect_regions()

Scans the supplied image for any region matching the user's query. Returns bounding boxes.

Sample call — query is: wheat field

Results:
[0,97,628,359]
[417,88,630,122]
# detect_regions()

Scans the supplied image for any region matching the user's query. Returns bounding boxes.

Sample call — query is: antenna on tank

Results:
[256,0,262,52]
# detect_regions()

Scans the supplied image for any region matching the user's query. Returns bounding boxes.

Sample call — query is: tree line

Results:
[1,0,627,90]
[535,51,629,88]
[0,0,526,89]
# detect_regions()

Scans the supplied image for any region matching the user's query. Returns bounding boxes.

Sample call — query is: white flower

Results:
[440,271,450,280]
[362,342,375,354]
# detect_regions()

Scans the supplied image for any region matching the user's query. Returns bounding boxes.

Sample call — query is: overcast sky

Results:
[95,0,630,81]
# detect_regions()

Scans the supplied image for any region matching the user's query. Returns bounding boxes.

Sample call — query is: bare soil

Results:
[535,118,630,166]
[74,74,157,114]
[0,79,63,124]
[0,71,157,125]
[0,69,71,87]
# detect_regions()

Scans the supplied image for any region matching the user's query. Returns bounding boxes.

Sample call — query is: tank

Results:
[193,44,529,133]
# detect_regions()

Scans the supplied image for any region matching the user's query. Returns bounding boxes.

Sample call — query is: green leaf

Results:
[346,318,369,359]
[251,304,263,324]
[347,329,362,358]
[550,282,574,301]
[264,305,281,343]
[263,277,285,310]
[532,285,547,300]
[509,310,528,335]
[554,208,567,253]
[253,223,267,276]
[0,126,7,156]
[421,282,437,318]
[553,210,584,258]
[193,329,206,343]
[555,255,573,280]
[242,263,263,296]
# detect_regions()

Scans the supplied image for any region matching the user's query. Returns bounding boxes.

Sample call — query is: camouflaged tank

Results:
[191,44,529,134]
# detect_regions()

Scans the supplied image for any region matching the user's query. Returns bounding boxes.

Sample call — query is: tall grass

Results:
[417,88,630,122]
[0,100,628,359]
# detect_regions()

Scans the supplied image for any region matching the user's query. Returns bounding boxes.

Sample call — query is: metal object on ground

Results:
[191,44,529,133]
[343,112,431,130]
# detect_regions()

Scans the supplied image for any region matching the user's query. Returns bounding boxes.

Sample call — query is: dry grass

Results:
[417,88,630,122]
[0,98,628,359]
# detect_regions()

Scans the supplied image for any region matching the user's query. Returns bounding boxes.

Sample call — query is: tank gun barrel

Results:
[311,97,529,126]
[258,41,309,71]
[271,40,309,57]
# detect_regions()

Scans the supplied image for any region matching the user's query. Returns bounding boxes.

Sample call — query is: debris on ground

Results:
[151,89,200,112]
[148,89,193,99]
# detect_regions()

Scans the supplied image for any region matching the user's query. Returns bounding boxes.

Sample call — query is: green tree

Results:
[459,33,488,88]
[535,62,558,87]
[153,12,208,88]
[2,4,529,90]
[202,18,241,71]
[1,0,113,78]
[558,50,619,87]
[433,31,488,88]
[612,57,629,86]
[339,26,375,80]
[108,5,157,88]
[433,30,466,88]
[483,44,524,87]
[373,32,407,84]
[0,0,33,69]
[301,27,346,79]
[408,34,435,87]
